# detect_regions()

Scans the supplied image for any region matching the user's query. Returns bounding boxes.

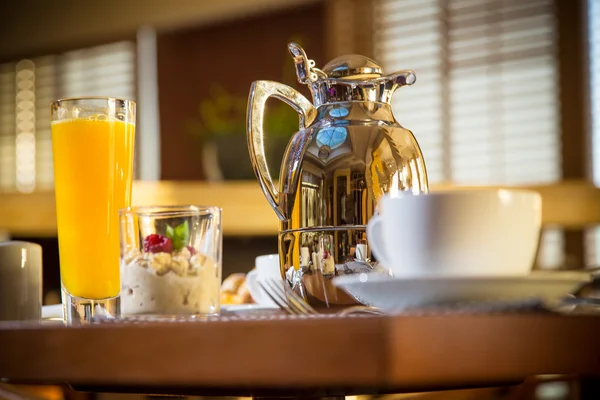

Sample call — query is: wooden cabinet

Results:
[0,180,599,237]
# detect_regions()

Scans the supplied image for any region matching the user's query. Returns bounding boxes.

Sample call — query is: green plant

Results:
[194,85,246,140]
[190,36,309,143]
[192,85,299,142]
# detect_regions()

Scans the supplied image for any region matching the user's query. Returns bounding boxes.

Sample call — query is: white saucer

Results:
[333,272,590,313]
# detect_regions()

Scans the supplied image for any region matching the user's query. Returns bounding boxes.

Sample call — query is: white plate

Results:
[245,269,279,307]
[221,304,278,312]
[42,304,63,320]
[41,303,277,320]
[333,272,590,313]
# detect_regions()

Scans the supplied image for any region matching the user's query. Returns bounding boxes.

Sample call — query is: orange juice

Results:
[52,118,135,299]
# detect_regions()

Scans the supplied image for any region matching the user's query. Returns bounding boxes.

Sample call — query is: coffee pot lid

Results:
[288,42,416,106]
[321,54,383,80]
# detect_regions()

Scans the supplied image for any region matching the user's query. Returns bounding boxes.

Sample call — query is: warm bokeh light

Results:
[15,59,36,193]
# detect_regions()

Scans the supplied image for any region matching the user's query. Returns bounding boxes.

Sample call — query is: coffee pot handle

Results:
[247,80,317,220]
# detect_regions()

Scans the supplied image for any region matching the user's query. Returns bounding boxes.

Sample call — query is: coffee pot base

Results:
[279,227,388,308]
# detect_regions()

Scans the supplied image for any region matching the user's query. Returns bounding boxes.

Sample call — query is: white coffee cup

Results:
[246,254,282,306]
[0,241,43,321]
[367,189,542,278]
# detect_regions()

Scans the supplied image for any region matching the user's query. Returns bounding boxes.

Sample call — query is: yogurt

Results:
[121,248,221,317]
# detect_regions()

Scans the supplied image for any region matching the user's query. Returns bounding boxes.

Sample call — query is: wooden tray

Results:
[0,311,599,397]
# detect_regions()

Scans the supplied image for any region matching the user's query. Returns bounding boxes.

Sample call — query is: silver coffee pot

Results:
[247,43,428,308]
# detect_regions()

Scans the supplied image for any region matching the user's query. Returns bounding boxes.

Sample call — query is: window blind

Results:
[0,41,136,193]
[0,64,16,191]
[590,0,600,185]
[374,0,564,268]
[588,0,600,265]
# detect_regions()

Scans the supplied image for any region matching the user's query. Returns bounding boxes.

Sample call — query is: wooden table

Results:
[0,312,599,398]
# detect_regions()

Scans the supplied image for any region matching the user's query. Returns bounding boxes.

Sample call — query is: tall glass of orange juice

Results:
[51,97,135,324]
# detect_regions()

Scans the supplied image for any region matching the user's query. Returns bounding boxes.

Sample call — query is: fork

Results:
[259,278,384,316]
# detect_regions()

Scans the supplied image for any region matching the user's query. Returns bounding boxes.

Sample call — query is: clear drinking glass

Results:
[119,205,222,319]
[51,97,135,324]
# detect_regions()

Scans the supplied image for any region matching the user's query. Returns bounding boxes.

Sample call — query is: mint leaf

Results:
[166,224,175,239]
[170,221,189,251]
[175,220,189,238]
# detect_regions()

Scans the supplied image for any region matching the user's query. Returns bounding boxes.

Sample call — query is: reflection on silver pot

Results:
[247,42,428,308]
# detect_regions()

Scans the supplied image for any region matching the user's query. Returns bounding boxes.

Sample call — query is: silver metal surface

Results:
[248,43,428,308]
[260,278,317,315]
[321,54,383,78]
[260,278,384,316]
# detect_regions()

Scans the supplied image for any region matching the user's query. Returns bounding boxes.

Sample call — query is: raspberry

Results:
[143,234,173,254]
[186,245,196,255]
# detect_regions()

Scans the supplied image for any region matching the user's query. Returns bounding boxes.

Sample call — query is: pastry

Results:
[220,273,256,305]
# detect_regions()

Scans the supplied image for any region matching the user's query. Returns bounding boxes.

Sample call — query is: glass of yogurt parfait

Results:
[119,205,222,319]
